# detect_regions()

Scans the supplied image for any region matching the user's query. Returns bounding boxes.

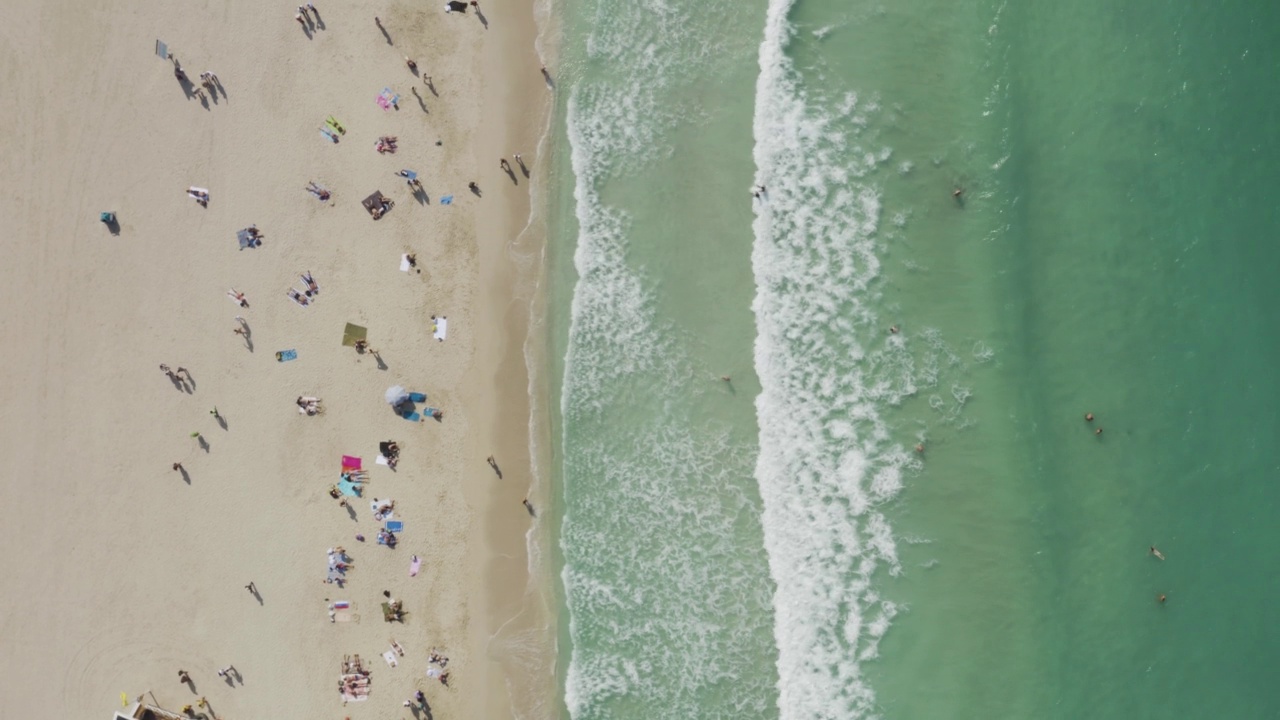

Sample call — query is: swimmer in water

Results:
[1150,546,1165,561]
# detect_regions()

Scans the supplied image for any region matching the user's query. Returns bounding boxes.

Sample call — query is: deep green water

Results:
[545,0,1280,717]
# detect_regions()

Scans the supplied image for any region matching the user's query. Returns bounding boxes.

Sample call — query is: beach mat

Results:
[334,609,359,623]
[376,455,390,467]
[439,194,453,205]
[276,349,297,362]
[342,455,362,470]
[385,520,404,533]
[433,317,447,340]
[383,650,398,667]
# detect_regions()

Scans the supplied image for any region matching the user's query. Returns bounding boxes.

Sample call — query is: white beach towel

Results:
[376,455,390,466]
[400,254,412,272]
[433,317,447,341]
[383,650,398,668]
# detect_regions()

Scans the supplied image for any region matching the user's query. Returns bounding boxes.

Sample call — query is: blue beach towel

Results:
[276,349,298,362]
[408,392,426,403]
[402,411,421,422]
[385,520,404,533]
[439,195,453,205]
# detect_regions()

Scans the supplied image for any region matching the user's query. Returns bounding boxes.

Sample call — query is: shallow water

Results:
[546,0,1280,717]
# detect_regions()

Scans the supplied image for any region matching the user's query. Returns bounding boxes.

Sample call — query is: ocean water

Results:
[545,0,1280,717]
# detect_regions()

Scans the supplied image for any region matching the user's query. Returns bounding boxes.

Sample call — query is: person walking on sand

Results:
[1150,546,1165,561]
[178,669,191,684]
[523,498,534,515]
[173,462,183,472]
[245,581,257,593]
[500,158,511,172]
[295,12,305,26]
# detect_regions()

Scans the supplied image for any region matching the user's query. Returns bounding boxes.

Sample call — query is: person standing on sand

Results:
[178,670,191,684]
[245,581,257,594]
[173,462,183,472]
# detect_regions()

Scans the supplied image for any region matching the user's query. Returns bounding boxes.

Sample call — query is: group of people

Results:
[297,396,323,415]
[375,135,398,154]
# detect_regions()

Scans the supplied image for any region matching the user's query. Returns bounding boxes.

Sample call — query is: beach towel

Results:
[409,392,427,403]
[400,254,412,272]
[377,88,399,110]
[333,600,351,609]
[433,317,448,340]
[439,194,453,205]
[383,650,398,667]
[376,455,390,467]
[326,116,346,134]
[338,478,361,496]
[410,555,421,576]
[187,186,209,201]
[155,39,169,60]
[424,407,440,419]
[385,520,404,533]
[320,126,339,143]
[237,229,254,249]
[401,411,421,422]
[334,609,358,623]
[342,455,362,470]
[276,349,297,362]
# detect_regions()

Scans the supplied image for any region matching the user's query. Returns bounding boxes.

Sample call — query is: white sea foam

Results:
[750,0,919,716]
[559,2,777,717]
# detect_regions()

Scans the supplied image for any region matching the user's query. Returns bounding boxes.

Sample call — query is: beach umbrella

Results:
[385,386,409,405]
[342,322,368,347]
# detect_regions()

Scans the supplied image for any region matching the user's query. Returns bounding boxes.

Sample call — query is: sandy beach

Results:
[0,0,554,718]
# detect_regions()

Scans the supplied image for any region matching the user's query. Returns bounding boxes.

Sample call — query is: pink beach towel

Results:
[409,555,420,577]
[342,455,362,470]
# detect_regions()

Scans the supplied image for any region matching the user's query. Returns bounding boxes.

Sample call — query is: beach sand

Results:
[0,0,554,717]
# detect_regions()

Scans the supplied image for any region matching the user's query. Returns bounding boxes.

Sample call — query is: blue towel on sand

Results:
[439,195,453,205]
[276,349,297,362]
[409,392,426,403]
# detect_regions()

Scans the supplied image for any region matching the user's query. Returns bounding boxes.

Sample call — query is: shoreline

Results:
[464,0,560,715]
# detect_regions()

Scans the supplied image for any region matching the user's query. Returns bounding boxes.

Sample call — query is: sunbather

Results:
[306,181,331,200]
[301,272,319,294]
[287,289,310,306]
[227,289,249,308]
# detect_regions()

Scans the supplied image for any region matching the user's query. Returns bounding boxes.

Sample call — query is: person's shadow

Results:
[312,8,325,30]
[425,78,438,97]
[177,466,191,485]
[412,87,429,114]
[345,502,358,521]
[502,164,517,184]
[374,352,388,371]
[216,413,228,431]
[476,8,488,29]
[182,677,198,694]
[249,586,263,605]
[377,22,393,45]
[197,435,210,453]
[516,157,530,178]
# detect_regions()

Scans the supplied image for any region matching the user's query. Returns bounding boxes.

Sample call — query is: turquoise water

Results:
[546,0,1280,717]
